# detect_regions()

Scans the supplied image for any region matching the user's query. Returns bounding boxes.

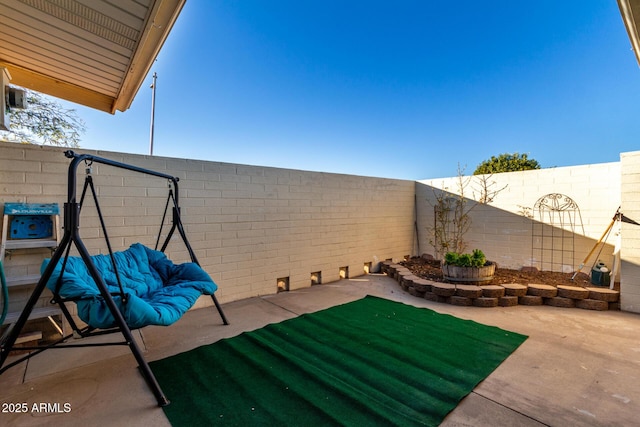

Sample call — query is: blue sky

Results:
[69,1,640,180]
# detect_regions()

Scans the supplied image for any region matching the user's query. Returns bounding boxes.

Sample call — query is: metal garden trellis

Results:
[532,193,585,272]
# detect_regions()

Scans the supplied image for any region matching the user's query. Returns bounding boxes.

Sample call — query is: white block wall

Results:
[3,142,640,314]
[416,162,622,273]
[620,151,640,312]
[0,143,415,314]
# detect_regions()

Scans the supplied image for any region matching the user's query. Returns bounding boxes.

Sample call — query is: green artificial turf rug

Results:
[149,295,527,426]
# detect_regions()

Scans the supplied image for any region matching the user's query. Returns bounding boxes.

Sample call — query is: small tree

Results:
[1,88,85,147]
[429,165,472,257]
[472,173,508,204]
[428,165,506,259]
[473,152,540,175]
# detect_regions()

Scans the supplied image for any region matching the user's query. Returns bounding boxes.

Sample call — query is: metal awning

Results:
[0,0,185,113]
[619,0,640,67]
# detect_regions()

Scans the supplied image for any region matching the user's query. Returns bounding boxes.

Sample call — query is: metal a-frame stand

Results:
[0,151,229,407]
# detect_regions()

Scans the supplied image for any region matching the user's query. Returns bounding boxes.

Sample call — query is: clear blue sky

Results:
[69,1,640,180]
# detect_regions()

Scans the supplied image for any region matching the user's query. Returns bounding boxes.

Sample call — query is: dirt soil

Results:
[400,256,598,288]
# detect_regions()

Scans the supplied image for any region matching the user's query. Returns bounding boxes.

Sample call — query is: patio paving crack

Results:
[469,390,551,426]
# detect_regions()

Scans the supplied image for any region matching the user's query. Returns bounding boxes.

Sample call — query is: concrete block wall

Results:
[0,144,69,316]
[416,162,621,273]
[2,142,639,314]
[620,151,640,313]
[0,143,415,314]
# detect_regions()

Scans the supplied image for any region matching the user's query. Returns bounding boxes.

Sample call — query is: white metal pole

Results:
[149,72,157,155]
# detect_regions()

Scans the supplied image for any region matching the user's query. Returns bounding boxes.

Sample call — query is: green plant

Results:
[444,249,486,268]
[473,152,541,175]
[444,252,459,265]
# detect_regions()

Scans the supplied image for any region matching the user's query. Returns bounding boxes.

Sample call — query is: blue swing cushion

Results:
[41,243,218,329]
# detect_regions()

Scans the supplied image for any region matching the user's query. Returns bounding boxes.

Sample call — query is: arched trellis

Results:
[532,193,585,272]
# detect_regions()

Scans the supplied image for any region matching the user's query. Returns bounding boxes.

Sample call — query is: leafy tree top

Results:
[1,88,85,147]
[473,152,541,175]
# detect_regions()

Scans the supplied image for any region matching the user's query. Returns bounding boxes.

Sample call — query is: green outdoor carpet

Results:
[149,295,527,426]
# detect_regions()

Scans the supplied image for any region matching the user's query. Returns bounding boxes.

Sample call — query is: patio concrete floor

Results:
[1,273,639,426]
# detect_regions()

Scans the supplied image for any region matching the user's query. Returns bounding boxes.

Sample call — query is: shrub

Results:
[444,252,459,265]
[471,249,486,267]
[444,249,486,268]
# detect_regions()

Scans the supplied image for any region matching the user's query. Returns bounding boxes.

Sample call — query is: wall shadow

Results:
[414,181,617,278]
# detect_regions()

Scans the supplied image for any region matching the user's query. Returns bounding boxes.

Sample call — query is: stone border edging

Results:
[381,261,620,311]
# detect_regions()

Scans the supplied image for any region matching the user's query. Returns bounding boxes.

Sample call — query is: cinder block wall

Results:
[0,143,415,314]
[621,151,640,312]
[3,142,639,314]
[416,162,621,273]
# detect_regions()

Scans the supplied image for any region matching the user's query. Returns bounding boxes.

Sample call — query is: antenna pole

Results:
[149,72,157,156]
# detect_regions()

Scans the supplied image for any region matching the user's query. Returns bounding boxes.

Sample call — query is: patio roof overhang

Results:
[0,0,185,114]
[619,0,640,66]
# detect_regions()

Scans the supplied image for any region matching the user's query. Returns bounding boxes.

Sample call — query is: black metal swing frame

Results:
[0,150,229,407]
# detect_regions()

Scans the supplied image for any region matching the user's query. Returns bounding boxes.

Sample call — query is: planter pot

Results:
[441,262,496,284]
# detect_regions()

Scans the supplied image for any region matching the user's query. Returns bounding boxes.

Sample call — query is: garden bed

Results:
[385,258,620,310]
[400,256,600,288]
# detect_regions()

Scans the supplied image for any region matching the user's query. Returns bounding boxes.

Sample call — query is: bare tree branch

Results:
[1,88,85,147]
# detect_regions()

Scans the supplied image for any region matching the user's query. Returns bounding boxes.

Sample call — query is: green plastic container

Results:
[591,262,610,287]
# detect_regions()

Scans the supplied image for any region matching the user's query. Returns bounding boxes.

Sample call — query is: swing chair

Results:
[0,151,228,407]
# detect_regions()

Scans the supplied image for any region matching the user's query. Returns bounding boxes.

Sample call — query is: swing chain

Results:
[84,159,93,175]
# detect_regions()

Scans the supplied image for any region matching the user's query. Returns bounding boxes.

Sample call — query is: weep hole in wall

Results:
[311,271,322,285]
[277,277,290,293]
